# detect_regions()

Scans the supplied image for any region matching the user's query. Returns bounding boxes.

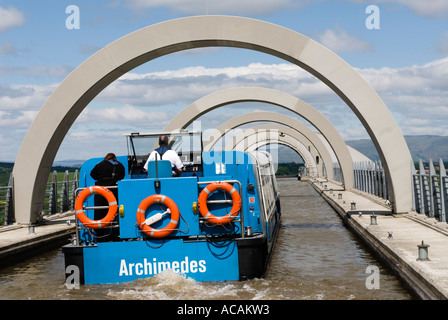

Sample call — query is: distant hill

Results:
[1,135,446,185]
[345,139,379,161]
[404,135,448,161]
[346,135,448,162]
[53,160,85,167]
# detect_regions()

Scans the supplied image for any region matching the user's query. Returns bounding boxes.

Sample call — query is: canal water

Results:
[0,179,413,300]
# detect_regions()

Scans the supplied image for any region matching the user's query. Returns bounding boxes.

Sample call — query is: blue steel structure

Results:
[63,131,280,284]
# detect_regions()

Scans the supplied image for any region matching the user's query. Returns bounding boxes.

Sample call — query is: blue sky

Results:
[0,0,447,162]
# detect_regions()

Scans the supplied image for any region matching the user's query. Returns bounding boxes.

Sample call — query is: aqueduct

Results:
[13,15,412,223]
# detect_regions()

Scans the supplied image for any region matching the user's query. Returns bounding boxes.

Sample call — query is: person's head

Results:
[104,153,117,161]
[159,135,169,146]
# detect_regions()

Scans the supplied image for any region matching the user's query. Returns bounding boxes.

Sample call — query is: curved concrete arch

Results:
[228,124,333,178]
[234,130,318,176]
[14,15,411,223]
[248,135,319,177]
[246,137,318,176]
[165,87,353,188]
[213,117,334,179]
[202,111,350,182]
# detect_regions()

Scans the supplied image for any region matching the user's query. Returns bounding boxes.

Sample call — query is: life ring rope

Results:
[136,194,180,238]
[198,182,242,225]
[74,185,118,229]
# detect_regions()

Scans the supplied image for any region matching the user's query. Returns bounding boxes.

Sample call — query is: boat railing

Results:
[72,185,119,245]
[197,179,244,239]
[72,180,245,242]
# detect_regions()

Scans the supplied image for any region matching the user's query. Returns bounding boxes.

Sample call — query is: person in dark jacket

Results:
[90,153,125,241]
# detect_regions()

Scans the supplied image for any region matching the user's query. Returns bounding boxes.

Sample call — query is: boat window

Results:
[249,151,278,222]
[125,131,203,176]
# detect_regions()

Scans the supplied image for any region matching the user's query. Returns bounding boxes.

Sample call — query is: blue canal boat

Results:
[63,131,281,284]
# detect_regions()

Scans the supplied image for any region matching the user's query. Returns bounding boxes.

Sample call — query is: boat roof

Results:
[124,130,201,137]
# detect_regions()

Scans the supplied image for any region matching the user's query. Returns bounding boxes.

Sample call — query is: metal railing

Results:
[0,170,79,226]
[412,159,447,223]
[351,158,448,223]
[44,170,79,215]
[332,162,343,185]
[0,174,14,225]
[353,161,389,201]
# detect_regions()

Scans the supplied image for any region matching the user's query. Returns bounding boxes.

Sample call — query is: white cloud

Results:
[351,0,448,19]
[0,42,16,55]
[1,57,448,161]
[78,104,174,126]
[123,0,448,18]
[0,110,38,129]
[103,58,448,136]
[437,32,448,56]
[390,0,448,19]
[0,65,73,78]
[57,130,129,162]
[78,58,448,145]
[0,83,57,112]
[358,58,448,99]
[124,0,296,15]
[0,6,25,32]
[357,57,448,135]
[98,63,329,107]
[318,26,373,53]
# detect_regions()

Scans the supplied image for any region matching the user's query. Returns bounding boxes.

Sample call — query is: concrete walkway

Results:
[310,178,448,300]
[0,212,75,267]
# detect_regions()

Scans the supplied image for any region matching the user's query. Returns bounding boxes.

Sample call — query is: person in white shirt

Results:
[143,135,183,176]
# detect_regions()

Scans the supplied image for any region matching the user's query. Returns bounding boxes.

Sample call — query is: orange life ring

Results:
[198,182,241,225]
[75,186,118,229]
[136,194,180,238]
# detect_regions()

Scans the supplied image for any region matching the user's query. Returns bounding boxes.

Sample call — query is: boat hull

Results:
[64,150,280,285]
[63,231,278,284]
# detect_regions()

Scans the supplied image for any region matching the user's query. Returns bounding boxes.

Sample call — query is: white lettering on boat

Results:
[119,256,206,276]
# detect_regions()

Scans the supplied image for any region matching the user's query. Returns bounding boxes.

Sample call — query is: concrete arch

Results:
[165,87,353,188]
[245,135,318,176]
[246,136,318,176]
[203,111,351,182]
[228,124,333,178]
[212,117,334,179]
[230,127,319,176]
[14,15,411,223]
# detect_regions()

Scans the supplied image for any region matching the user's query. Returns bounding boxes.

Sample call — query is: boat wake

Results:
[107,269,283,300]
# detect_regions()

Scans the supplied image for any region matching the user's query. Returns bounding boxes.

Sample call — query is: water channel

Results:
[0,179,413,300]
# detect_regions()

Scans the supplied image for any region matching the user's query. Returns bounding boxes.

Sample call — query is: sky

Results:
[0,0,447,163]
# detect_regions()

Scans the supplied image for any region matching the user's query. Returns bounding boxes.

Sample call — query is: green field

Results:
[0,163,14,187]
[0,163,80,187]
